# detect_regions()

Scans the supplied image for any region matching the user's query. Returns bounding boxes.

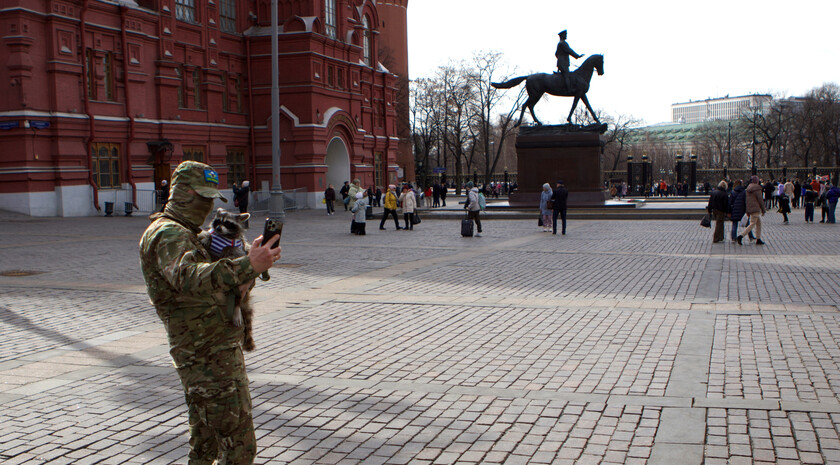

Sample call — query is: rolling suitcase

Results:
[461,215,473,237]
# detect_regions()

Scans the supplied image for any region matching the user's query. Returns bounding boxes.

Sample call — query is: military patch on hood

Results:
[204,169,219,185]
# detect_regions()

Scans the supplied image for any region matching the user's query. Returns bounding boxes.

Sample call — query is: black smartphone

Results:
[263,218,283,248]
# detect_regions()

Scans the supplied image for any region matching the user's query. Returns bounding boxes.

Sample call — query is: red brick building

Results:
[0,0,408,216]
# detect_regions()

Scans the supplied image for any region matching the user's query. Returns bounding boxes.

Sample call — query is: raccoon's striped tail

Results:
[491,76,527,89]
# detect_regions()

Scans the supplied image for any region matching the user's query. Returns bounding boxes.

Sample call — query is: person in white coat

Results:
[350,191,368,235]
[399,185,417,230]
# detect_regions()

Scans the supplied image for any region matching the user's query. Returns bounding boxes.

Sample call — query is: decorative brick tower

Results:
[375,0,413,182]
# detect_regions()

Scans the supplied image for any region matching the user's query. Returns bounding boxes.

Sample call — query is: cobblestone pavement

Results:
[0,208,839,464]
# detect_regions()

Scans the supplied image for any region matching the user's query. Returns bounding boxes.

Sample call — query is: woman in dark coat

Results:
[728,179,747,242]
[707,180,729,243]
[324,184,336,215]
[232,180,250,214]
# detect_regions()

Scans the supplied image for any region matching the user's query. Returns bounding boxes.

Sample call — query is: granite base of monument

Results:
[508,125,608,207]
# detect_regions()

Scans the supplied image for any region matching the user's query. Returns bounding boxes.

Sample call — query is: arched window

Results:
[325,0,336,39]
[362,15,371,66]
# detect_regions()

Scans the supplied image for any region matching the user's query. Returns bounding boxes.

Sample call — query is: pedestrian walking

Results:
[540,183,553,232]
[324,184,336,215]
[432,182,441,208]
[424,186,433,208]
[464,181,482,237]
[738,175,767,245]
[551,180,569,235]
[158,179,170,212]
[399,185,417,230]
[777,189,791,224]
[803,184,818,223]
[339,181,350,210]
[379,184,402,230]
[728,179,747,242]
[707,180,729,243]
[440,182,447,206]
[826,182,840,224]
[139,161,280,464]
[232,180,250,214]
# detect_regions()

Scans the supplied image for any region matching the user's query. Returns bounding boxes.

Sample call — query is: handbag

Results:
[740,215,749,227]
[411,212,421,225]
[321,198,326,204]
[234,198,239,208]
[538,216,543,226]
[546,200,554,209]
[700,214,711,228]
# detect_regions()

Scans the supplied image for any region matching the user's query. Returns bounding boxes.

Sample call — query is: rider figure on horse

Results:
[555,30,584,92]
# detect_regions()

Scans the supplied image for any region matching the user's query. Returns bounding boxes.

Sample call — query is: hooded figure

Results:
[139,161,275,464]
[540,183,553,232]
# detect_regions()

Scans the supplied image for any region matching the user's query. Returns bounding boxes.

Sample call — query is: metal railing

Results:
[250,188,309,214]
[98,189,160,215]
[97,187,310,216]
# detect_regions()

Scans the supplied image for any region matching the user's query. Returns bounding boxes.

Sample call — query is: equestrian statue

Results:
[492,33,604,128]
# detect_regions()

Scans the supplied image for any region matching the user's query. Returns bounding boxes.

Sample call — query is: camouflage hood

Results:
[155,161,227,231]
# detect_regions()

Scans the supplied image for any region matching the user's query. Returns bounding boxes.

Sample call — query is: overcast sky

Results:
[406,0,839,125]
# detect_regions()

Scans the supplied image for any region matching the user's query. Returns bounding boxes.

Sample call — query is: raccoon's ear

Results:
[239,213,251,221]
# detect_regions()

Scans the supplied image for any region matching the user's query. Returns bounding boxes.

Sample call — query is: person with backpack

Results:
[464,181,483,237]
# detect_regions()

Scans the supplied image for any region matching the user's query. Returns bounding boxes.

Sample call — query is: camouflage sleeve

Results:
[155,226,259,296]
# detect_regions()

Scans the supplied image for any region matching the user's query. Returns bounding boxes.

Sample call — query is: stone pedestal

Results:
[508,125,608,207]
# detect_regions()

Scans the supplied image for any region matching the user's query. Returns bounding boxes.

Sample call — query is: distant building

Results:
[0,0,409,216]
[671,94,772,123]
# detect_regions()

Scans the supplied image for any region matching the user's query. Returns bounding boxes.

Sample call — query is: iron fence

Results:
[98,189,159,215]
[250,188,308,214]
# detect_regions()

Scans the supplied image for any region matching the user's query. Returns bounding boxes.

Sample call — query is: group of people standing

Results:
[706,175,840,244]
[539,180,570,235]
[324,180,420,235]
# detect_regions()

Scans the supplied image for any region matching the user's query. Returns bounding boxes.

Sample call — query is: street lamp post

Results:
[727,121,731,170]
[751,112,757,176]
[269,0,285,220]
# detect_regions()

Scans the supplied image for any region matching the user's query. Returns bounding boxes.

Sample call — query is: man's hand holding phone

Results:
[248,220,283,273]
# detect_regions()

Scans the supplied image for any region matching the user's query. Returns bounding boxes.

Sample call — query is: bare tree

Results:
[603,114,643,171]
[409,78,441,188]
[464,51,526,185]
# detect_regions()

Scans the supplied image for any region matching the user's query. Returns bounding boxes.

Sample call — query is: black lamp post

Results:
[727,121,732,170]
[782,161,787,180]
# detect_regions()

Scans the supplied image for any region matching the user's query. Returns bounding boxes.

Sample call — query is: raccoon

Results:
[198,208,256,351]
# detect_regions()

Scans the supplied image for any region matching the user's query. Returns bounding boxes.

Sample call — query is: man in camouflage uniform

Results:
[139,161,280,464]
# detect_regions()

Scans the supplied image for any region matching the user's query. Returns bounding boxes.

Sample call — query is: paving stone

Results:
[1,212,840,464]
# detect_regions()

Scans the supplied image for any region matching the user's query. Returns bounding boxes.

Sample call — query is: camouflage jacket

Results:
[140,215,259,372]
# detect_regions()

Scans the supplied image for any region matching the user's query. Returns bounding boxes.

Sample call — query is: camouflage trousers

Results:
[178,349,256,465]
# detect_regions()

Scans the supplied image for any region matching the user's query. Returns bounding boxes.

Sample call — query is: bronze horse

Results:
[492,54,604,126]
